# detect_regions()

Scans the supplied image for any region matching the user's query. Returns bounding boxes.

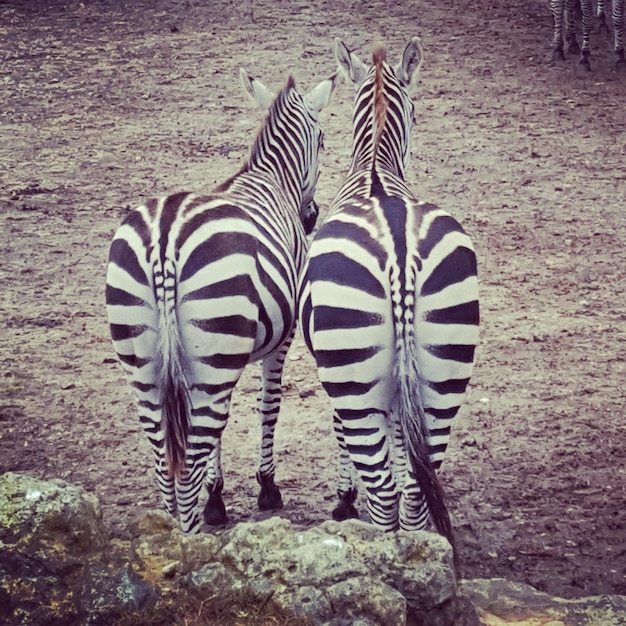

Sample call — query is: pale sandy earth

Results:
[1,0,625,600]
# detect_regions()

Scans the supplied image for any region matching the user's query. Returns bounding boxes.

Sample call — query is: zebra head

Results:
[240,68,337,235]
[333,38,423,177]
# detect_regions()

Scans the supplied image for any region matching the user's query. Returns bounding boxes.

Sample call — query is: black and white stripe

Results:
[299,39,479,554]
[551,0,625,68]
[106,69,335,534]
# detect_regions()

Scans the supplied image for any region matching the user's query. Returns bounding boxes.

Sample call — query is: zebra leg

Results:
[597,0,609,30]
[596,0,609,33]
[398,408,451,531]
[399,480,429,531]
[204,441,227,525]
[332,411,359,521]
[341,409,400,531]
[551,0,567,60]
[154,455,178,519]
[565,0,581,55]
[580,0,593,68]
[390,414,407,491]
[614,0,626,67]
[256,343,290,511]
[177,458,210,534]
[133,384,180,520]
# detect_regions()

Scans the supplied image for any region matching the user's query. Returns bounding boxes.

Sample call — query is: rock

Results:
[2,472,626,626]
[0,471,105,563]
[461,578,626,626]
[77,561,159,625]
[132,510,222,582]
[0,472,158,626]
[198,516,465,625]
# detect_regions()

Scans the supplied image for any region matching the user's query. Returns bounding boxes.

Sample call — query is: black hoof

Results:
[257,473,283,511]
[616,52,626,71]
[203,492,228,526]
[332,487,359,521]
[332,501,359,521]
[568,42,581,56]
[579,53,591,71]
[551,47,565,63]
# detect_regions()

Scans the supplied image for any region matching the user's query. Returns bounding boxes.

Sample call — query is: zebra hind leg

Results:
[332,412,359,521]
[255,344,291,512]
[204,444,228,526]
[578,0,593,69]
[257,471,283,510]
[204,476,227,525]
[614,0,626,69]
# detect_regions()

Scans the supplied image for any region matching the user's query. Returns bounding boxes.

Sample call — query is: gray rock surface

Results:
[1,471,625,626]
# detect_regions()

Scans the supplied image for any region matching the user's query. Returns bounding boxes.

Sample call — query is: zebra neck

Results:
[248,158,303,212]
[349,129,405,182]
[247,110,306,211]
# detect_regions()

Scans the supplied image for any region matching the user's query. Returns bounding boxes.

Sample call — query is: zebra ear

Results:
[240,68,275,110]
[395,37,423,87]
[304,72,338,115]
[334,38,368,85]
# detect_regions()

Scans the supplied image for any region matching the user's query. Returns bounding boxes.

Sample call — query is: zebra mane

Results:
[251,75,297,154]
[213,76,297,194]
[372,47,388,156]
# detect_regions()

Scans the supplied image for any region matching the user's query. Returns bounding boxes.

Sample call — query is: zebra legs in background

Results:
[551,0,580,61]
[551,0,625,68]
[582,0,625,68]
[614,0,626,65]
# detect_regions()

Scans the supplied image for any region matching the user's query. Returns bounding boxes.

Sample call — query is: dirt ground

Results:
[1,0,625,602]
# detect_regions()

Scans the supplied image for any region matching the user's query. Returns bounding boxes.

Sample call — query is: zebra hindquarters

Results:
[303,274,402,530]
[106,226,181,523]
[178,272,260,529]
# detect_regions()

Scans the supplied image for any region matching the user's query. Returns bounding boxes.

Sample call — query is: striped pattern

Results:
[106,70,335,534]
[299,39,479,556]
[551,0,625,68]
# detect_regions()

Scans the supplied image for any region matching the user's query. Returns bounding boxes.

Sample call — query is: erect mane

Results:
[372,46,388,151]
[213,76,298,193]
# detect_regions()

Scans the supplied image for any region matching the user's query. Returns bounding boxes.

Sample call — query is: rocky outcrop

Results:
[461,578,626,626]
[1,472,625,626]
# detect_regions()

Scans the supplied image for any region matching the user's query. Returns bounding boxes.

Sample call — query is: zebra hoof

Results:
[258,480,283,511]
[568,42,581,56]
[203,493,228,526]
[616,52,626,71]
[551,48,565,63]
[332,501,359,521]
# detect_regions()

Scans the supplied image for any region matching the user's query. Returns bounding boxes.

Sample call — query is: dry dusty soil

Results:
[1,0,625,601]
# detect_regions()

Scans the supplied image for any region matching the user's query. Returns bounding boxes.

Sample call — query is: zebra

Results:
[299,38,479,557]
[551,0,625,68]
[106,67,336,534]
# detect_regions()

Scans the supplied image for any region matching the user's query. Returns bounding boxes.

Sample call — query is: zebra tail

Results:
[397,330,457,558]
[155,258,190,480]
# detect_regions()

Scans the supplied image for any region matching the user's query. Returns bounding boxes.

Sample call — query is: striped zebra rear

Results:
[299,39,479,557]
[106,69,336,534]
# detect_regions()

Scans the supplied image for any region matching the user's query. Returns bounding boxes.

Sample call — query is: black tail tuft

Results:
[162,370,189,479]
